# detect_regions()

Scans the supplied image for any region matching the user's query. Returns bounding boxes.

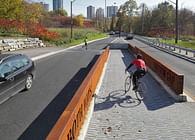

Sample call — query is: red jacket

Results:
[131,59,147,71]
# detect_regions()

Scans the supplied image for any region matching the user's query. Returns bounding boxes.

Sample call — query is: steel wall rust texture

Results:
[128,44,184,95]
[46,47,110,140]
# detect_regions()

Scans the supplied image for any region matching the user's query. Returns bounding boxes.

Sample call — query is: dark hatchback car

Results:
[0,54,35,104]
[126,34,134,40]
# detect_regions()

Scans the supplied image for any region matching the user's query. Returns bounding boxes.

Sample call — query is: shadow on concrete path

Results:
[93,89,141,112]
[121,49,177,111]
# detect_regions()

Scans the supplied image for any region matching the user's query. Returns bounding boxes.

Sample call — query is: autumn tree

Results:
[0,0,22,20]
[118,0,138,33]
[150,2,174,28]
[49,9,68,17]
[132,3,152,35]
[110,15,117,30]
[179,8,194,36]
[76,14,84,26]
[20,1,43,23]
[116,12,127,32]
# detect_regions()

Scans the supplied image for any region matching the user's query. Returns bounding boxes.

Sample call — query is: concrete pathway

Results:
[85,49,195,140]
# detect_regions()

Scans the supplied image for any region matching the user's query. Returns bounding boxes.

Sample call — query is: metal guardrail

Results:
[134,35,195,58]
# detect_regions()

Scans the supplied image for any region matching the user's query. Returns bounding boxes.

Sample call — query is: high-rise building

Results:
[87,6,95,19]
[40,2,49,11]
[53,0,63,11]
[96,8,104,19]
[107,6,118,17]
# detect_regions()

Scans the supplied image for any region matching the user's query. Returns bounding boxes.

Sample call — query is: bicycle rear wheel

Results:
[124,76,132,92]
[135,81,147,101]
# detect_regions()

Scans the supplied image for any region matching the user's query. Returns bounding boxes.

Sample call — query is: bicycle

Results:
[124,70,147,101]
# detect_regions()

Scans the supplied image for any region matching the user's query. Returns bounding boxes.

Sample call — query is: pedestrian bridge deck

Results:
[85,49,195,139]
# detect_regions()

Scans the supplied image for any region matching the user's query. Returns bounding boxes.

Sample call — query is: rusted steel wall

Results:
[46,47,110,140]
[128,44,184,95]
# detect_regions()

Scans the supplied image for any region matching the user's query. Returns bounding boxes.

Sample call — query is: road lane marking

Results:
[110,38,119,43]
[183,89,195,102]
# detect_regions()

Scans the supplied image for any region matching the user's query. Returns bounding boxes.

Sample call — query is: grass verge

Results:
[159,39,195,50]
[46,28,108,47]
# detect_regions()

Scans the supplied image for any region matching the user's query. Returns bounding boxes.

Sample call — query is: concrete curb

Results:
[77,53,109,140]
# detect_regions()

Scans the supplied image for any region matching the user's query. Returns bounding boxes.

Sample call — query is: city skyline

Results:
[87,6,95,19]
[53,0,63,11]
[33,0,195,17]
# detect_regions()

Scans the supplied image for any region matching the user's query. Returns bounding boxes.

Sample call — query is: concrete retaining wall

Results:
[0,38,46,53]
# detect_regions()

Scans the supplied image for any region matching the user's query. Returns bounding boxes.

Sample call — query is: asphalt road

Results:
[0,36,117,140]
[126,38,195,97]
[1,34,193,140]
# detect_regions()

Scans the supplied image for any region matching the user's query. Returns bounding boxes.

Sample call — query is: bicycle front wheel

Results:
[124,76,131,93]
[135,82,147,101]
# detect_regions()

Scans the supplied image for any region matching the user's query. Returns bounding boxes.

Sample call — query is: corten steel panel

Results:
[128,44,184,95]
[46,47,110,140]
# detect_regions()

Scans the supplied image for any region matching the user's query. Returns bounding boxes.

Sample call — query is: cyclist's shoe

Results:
[132,85,138,90]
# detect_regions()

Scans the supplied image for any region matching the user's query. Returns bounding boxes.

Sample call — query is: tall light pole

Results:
[176,0,178,44]
[167,0,178,43]
[104,0,107,32]
[71,0,76,41]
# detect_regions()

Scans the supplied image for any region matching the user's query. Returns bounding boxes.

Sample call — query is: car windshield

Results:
[0,63,11,78]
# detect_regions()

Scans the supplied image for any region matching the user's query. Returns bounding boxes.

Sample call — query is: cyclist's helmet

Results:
[137,54,142,59]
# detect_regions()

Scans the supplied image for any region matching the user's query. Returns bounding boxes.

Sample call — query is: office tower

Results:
[96,8,104,19]
[87,6,95,19]
[53,0,63,11]
[40,2,49,11]
[107,6,118,17]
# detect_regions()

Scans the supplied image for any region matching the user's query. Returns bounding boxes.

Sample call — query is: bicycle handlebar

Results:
[125,69,133,74]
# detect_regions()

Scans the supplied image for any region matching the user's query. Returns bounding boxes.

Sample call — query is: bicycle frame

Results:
[125,70,147,101]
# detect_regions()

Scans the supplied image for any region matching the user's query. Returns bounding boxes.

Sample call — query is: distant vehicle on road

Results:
[115,31,119,34]
[109,31,115,35]
[126,34,134,40]
[0,54,35,104]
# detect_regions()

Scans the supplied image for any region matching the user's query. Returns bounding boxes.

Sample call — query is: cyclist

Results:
[84,36,88,50]
[125,54,147,90]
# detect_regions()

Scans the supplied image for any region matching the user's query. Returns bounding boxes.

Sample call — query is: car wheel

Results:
[25,75,33,90]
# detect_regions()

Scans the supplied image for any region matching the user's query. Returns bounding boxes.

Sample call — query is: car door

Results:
[0,62,14,103]
[9,58,26,93]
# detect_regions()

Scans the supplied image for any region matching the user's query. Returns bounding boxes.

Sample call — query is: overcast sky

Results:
[33,0,195,16]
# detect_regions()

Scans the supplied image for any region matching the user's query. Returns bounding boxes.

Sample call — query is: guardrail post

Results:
[186,50,188,55]
[173,45,176,51]
[169,44,171,50]
[179,47,181,53]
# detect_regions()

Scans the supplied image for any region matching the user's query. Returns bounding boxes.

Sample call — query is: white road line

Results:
[110,38,119,43]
